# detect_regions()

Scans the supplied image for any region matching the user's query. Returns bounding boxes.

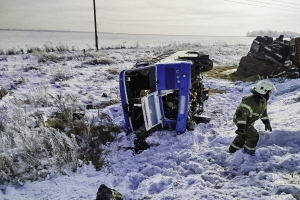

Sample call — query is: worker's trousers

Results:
[229,123,259,155]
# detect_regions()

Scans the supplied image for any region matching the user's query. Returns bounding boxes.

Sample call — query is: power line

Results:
[269,0,300,6]
[247,0,300,9]
[224,0,299,12]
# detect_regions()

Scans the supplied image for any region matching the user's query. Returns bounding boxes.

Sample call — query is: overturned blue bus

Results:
[119,51,213,134]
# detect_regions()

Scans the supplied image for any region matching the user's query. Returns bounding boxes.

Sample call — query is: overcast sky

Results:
[0,0,299,36]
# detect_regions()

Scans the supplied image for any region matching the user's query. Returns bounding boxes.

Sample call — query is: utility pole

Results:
[93,0,99,51]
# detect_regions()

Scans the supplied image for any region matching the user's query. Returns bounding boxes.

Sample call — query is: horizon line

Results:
[0,28,247,37]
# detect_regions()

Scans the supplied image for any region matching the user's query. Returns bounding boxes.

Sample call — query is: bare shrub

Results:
[100,44,126,50]
[46,93,77,131]
[55,43,70,52]
[46,93,78,131]
[50,92,77,111]
[0,127,79,183]
[46,111,72,132]
[46,106,121,171]
[39,128,78,171]
[295,96,300,102]
[52,72,73,82]
[44,42,55,52]
[0,153,15,184]
[0,122,5,132]
[28,112,45,128]
[0,94,79,184]
[70,120,89,136]
[48,66,73,82]
[0,49,5,55]
[5,102,27,127]
[83,58,114,65]
[71,46,78,51]
[26,46,43,53]
[106,68,119,75]
[6,48,19,55]
[73,112,121,171]
[37,52,65,63]
[24,85,49,107]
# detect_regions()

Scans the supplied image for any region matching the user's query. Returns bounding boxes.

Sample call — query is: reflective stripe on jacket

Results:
[233,94,269,127]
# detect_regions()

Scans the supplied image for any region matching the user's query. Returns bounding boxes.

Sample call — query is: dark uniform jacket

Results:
[233,94,270,134]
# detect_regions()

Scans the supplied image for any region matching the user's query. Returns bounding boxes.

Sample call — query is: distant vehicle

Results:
[119,51,213,134]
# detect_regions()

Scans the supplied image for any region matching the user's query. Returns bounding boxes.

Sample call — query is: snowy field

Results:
[1,42,300,200]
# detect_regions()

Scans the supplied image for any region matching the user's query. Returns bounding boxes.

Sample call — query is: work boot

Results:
[229,145,239,153]
[244,147,255,156]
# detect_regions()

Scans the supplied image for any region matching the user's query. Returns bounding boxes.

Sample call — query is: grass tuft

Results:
[0,49,5,55]
[0,87,8,99]
[83,58,114,65]
[27,46,43,53]
[44,42,55,52]
[36,52,65,63]
[73,112,121,171]
[6,48,18,55]
[55,43,70,52]
[208,87,226,94]
[106,68,119,75]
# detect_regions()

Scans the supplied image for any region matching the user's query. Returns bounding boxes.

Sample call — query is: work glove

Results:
[265,124,272,132]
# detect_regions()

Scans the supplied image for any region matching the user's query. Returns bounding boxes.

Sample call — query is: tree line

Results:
[246,30,300,38]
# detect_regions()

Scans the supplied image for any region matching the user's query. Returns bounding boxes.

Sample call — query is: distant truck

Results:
[119,51,213,135]
[236,35,300,78]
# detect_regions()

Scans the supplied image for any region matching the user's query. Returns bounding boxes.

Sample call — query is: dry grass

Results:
[203,66,262,82]
[46,113,69,131]
[203,66,239,81]
[0,87,8,99]
[203,66,263,95]
[106,68,119,75]
[36,52,65,63]
[73,112,121,171]
[207,87,226,94]
[83,58,114,65]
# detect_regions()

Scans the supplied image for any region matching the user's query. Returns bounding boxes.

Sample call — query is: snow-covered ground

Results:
[1,42,300,200]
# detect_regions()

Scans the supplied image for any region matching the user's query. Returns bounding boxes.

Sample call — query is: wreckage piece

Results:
[236,56,285,78]
[159,51,213,72]
[157,51,212,115]
[249,35,290,65]
[119,51,213,134]
[290,37,300,69]
[237,35,300,78]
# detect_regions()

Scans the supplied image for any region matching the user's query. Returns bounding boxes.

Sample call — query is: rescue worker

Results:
[229,79,276,155]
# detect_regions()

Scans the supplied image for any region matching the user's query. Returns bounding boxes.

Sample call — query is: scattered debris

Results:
[96,184,123,200]
[236,35,300,79]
